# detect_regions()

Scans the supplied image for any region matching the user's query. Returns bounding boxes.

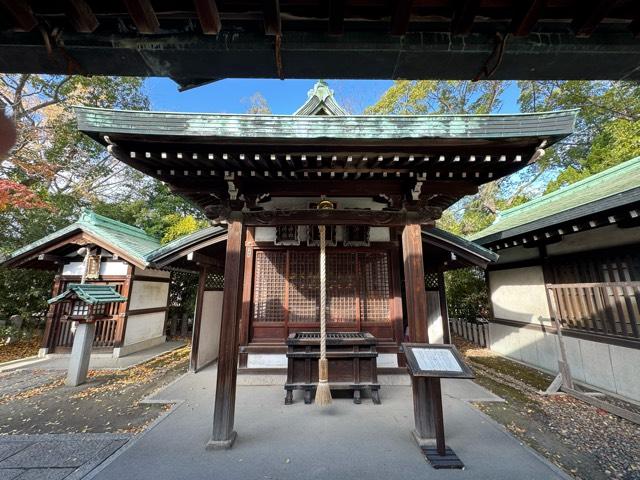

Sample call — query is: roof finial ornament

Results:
[294,79,348,116]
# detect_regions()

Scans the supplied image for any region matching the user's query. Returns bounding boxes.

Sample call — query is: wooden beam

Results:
[510,0,545,37]
[193,0,221,34]
[190,266,208,372]
[390,0,413,36]
[239,208,442,226]
[572,0,612,38]
[66,0,98,33]
[209,219,245,449]
[263,0,281,36]
[450,0,480,36]
[328,0,345,35]
[122,0,160,34]
[0,0,37,31]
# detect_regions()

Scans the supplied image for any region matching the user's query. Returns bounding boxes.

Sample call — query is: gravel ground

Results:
[0,345,190,435]
[456,337,640,480]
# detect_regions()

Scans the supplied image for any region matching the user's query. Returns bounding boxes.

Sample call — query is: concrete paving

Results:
[2,341,186,372]
[90,364,569,480]
[0,434,129,480]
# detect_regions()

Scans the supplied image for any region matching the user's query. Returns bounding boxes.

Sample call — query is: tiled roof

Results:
[48,283,127,305]
[76,107,577,142]
[470,156,640,244]
[5,210,161,268]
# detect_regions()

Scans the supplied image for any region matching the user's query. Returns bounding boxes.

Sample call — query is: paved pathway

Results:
[89,365,569,480]
[0,434,128,480]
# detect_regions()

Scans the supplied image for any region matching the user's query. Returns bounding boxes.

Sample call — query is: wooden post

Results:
[42,268,64,353]
[437,271,451,344]
[402,224,429,343]
[402,224,436,443]
[208,218,245,449]
[190,266,208,372]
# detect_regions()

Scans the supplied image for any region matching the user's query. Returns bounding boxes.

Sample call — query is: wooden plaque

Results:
[402,343,474,379]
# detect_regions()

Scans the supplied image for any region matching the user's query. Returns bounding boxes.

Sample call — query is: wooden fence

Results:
[450,317,490,348]
[547,282,640,339]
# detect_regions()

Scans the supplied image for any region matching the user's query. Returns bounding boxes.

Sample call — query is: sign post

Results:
[402,343,474,469]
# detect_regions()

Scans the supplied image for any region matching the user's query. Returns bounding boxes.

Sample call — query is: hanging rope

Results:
[315,201,333,405]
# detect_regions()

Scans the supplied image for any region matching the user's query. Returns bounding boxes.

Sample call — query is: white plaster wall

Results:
[427,291,444,344]
[197,290,223,368]
[123,312,165,346]
[489,267,551,324]
[488,322,640,403]
[547,224,640,256]
[128,280,169,310]
[62,260,129,276]
[495,245,540,264]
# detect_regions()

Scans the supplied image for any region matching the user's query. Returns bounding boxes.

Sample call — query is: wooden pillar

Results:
[190,266,208,373]
[42,268,64,353]
[402,224,429,343]
[402,223,436,443]
[114,265,133,348]
[208,218,245,449]
[438,271,451,344]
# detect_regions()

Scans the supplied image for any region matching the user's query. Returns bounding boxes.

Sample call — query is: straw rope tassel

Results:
[315,224,332,405]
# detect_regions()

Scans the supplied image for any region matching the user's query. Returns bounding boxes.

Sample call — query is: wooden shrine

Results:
[74,81,576,448]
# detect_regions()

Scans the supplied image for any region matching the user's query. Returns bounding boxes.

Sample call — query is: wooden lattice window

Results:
[327,252,358,323]
[360,252,391,323]
[205,272,224,291]
[288,251,319,323]
[424,272,439,291]
[307,225,337,246]
[275,225,300,246]
[252,251,286,322]
[344,225,370,247]
[251,249,392,327]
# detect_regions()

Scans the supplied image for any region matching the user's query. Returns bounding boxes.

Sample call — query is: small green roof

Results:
[48,283,127,305]
[4,210,161,268]
[470,156,640,245]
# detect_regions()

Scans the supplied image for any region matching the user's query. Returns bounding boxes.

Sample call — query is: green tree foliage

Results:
[0,74,204,322]
[518,80,640,192]
[444,268,490,321]
[365,80,504,115]
[161,215,209,244]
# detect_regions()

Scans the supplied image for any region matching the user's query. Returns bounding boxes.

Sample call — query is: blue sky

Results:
[145,78,522,114]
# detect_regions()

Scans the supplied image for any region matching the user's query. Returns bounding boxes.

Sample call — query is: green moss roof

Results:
[48,283,127,305]
[470,156,640,244]
[5,210,161,268]
[76,107,577,142]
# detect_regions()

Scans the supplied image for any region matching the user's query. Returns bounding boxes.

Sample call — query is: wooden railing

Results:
[547,282,640,339]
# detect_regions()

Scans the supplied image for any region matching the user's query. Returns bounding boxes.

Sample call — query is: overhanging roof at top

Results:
[76,107,577,212]
[1,1,639,85]
[470,156,640,247]
[76,107,577,144]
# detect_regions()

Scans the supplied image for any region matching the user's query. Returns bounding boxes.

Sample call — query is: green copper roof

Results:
[76,107,577,142]
[147,225,227,266]
[5,210,161,268]
[293,80,349,116]
[48,283,127,305]
[423,227,498,266]
[470,156,640,245]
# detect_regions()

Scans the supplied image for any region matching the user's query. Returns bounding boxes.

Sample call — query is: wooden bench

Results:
[284,332,381,405]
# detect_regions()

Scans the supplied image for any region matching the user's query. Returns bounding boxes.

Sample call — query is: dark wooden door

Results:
[250,248,395,343]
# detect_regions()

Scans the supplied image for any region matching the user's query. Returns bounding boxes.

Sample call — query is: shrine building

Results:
[71,81,576,445]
